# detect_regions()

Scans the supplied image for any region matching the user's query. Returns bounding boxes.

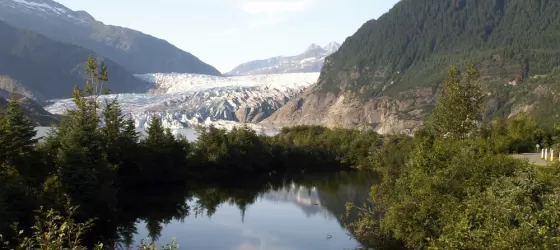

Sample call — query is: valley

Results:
[45,72,320,130]
[2,0,560,135]
[2,0,560,249]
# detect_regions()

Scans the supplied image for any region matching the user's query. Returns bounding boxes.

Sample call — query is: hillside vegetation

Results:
[323,0,560,95]
[264,0,560,132]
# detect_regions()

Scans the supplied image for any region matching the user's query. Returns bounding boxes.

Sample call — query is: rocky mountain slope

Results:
[263,0,560,134]
[227,42,340,76]
[0,0,221,75]
[0,19,150,101]
[44,73,320,129]
[0,95,59,126]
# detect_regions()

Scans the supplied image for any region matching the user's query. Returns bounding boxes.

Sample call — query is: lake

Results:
[115,172,376,250]
[32,127,375,249]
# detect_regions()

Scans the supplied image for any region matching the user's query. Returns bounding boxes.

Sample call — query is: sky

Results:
[55,0,399,73]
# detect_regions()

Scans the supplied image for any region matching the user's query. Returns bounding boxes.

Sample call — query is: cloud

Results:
[239,0,315,15]
[233,227,296,250]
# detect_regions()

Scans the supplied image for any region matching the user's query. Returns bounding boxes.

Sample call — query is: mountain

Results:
[0,0,221,75]
[0,19,149,101]
[263,0,560,133]
[0,95,60,126]
[44,73,320,130]
[227,42,340,76]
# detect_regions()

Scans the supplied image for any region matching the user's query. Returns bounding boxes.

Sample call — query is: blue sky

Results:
[56,0,399,73]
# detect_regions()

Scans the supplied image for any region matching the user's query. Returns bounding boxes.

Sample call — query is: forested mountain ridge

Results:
[263,0,560,133]
[0,20,150,100]
[0,0,221,75]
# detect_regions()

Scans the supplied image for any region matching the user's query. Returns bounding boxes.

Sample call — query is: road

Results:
[512,153,549,166]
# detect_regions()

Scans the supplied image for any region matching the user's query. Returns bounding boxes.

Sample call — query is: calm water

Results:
[121,172,376,250]
[33,127,374,249]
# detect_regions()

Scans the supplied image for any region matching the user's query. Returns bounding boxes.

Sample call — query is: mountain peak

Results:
[306,43,323,52]
[8,0,70,16]
[323,42,340,53]
[73,10,96,22]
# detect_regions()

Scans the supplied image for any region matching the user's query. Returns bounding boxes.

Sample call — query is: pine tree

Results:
[0,93,38,234]
[115,116,140,184]
[0,93,38,167]
[102,98,126,169]
[46,57,117,224]
[145,115,165,146]
[140,115,189,184]
[102,98,123,147]
[121,117,139,145]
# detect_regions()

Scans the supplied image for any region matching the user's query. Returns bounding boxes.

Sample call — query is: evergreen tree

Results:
[102,98,123,147]
[122,117,139,145]
[115,116,140,184]
[0,93,41,237]
[44,57,118,228]
[139,115,189,184]
[0,93,38,167]
[102,98,128,170]
[144,114,167,148]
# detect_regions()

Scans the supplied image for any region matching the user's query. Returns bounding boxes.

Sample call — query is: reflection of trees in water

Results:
[114,185,191,249]
[112,171,377,248]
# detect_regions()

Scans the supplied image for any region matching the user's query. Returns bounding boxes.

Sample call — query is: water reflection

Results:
[115,171,376,250]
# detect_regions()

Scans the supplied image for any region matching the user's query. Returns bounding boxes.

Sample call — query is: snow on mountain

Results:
[262,184,334,218]
[324,42,341,54]
[0,0,91,24]
[44,73,320,131]
[226,42,340,76]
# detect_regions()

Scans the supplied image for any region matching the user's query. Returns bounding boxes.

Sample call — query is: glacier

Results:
[44,72,319,132]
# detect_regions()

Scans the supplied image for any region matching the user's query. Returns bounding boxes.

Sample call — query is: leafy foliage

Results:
[431,64,484,138]
[346,64,560,249]
[1,206,180,250]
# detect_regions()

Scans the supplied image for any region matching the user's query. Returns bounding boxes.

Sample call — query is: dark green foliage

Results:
[192,125,275,177]
[274,125,382,170]
[347,64,560,249]
[137,115,189,185]
[482,114,542,153]
[320,0,560,105]
[190,124,384,182]
[0,93,46,185]
[0,172,36,240]
[0,94,38,165]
